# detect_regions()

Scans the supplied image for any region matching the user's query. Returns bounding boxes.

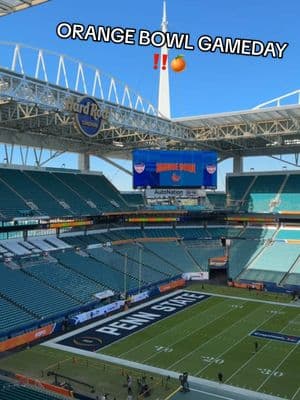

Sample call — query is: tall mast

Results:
[158,0,171,119]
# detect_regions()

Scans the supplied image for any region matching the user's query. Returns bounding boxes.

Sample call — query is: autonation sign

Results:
[65,96,104,137]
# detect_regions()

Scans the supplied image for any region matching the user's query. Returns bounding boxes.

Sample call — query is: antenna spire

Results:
[158,0,171,119]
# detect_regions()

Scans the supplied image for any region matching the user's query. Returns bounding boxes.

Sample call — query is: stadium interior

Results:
[0,165,299,342]
[0,1,299,400]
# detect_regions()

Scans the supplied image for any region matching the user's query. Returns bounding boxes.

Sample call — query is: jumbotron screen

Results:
[133,150,217,189]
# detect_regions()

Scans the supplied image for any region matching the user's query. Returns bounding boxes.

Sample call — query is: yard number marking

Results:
[257,368,283,377]
[154,345,173,353]
[201,356,224,365]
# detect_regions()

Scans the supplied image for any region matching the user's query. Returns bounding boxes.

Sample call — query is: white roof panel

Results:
[173,104,300,128]
[0,0,49,16]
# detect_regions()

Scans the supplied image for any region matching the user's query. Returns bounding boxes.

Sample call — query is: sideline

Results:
[42,342,285,400]
[189,289,300,308]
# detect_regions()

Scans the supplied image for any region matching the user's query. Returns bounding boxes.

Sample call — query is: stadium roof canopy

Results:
[0,42,300,166]
[0,0,49,16]
[174,105,300,129]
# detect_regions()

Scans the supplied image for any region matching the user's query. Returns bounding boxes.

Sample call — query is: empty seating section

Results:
[45,237,71,250]
[25,171,95,216]
[61,235,85,247]
[82,174,129,210]
[117,229,145,239]
[277,174,300,211]
[239,228,275,240]
[130,243,180,276]
[185,243,224,271]
[227,175,254,208]
[206,227,242,238]
[122,192,145,207]
[275,229,300,240]
[56,250,136,292]
[143,241,199,272]
[0,263,78,318]
[0,176,30,219]
[239,242,300,283]
[26,262,105,303]
[228,240,266,279]
[0,297,35,333]
[249,242,299,272]
[206,193,226,209]
[101,231,126,241]
[96,244,166,284]
[239,269,285,284]
[77,235,100,246]
[0,241,31,256]
[227,173,300,213]
[176,228,208,239]
[52,172,113,212]
[27,238,56,252]
[284,258,300,286]
[0,379,59,400]
[243,175,285,213]
[143,228,177,238]
[0,167,133,221]
[0,168,66,218]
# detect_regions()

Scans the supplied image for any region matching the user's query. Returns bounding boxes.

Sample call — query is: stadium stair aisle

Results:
[227,175,256,210]
[276,174,300,211]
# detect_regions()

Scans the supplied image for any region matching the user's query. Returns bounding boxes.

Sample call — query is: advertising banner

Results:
[0,324,56,352]
[70,300,125,325]
[182,271,209,281]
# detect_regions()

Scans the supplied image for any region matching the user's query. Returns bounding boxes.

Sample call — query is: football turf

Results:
[100,292,300,400]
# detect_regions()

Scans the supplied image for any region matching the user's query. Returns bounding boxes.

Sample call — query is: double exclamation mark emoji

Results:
[153,53,168,70]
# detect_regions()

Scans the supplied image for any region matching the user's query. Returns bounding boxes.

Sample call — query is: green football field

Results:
[100,292,300,400]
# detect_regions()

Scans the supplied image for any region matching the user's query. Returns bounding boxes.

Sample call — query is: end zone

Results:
[44,290,210,352]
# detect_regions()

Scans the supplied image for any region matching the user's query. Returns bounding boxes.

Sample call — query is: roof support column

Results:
[78,153,90,171]
[233,155,243,174]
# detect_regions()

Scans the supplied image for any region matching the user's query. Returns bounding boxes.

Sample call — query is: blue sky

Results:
[1,0,300,190]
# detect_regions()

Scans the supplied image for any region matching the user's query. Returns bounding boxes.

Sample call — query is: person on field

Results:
[218,372,223,383]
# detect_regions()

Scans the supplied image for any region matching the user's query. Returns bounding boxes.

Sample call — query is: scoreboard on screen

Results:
[133,150,217,189]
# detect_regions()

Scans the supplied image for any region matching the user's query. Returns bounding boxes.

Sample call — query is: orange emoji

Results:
[170,55,186,72]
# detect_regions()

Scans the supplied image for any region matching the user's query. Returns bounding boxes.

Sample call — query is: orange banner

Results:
[209,256,228,266]
[159,278,186,293]
[16,374,73,397]
[228,281,264,290]
[0,324,55,352]
[156,163,196,173]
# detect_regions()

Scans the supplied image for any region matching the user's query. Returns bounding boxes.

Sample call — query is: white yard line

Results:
[118,296,229,357]
[224,313,300,384]
[187,290,299,308]
[291,385,300,400]
[43,341,284,400]
[141,299,246,364]
[167,300,264,370]
[256,342,299,392]
[189,387,239,400]
[194,305,286,376]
